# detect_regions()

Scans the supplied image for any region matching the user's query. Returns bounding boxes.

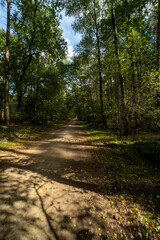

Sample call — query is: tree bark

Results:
[18,89,23,109]
[110,0,128,136]
[157,0,160,81]
[4,0,10,126]
[1,98,4,122]
[93,0,106,126]
[17,0,38,111]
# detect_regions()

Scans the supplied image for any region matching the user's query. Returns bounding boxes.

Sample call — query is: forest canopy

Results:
[0,0,160,137]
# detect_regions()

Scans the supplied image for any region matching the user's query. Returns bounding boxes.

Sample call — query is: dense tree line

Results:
[0,0,160,137]
[64,0,160,137]
[0,0,74,125]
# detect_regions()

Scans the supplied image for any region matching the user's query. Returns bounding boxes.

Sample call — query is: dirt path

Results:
[0,120,107,240]
[0,120,151,240]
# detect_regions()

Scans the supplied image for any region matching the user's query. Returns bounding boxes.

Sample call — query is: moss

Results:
[0,121,63,150]
[82,122,160,216]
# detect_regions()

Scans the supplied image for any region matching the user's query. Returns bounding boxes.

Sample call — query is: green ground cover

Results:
[82,123,160,240]
[0,121,63,150]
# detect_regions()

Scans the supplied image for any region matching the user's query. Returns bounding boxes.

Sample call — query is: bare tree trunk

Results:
[93,0,106,126]
[4,0,10,126]
[18,88,23,109]
[33,52,41,116]
[157,0,160,81]
[1,98,4,122]
[17,0,38,111]
[110,0,128,136]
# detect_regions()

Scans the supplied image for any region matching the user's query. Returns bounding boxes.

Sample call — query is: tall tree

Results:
[0,29,6,122]
[11,0,66,112]
[157,0,160,80]
[4,0,10,126]
[110,0,128,136]
[65,0,106,125]
[93,0,106,126]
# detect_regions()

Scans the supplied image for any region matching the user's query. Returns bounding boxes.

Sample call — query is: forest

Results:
[0,1,160,239]
[0,0,159,136]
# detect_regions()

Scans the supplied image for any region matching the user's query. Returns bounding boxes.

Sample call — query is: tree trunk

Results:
[110,0,128,136]
[18,89,23,110]
[4,0,10,126]
[1,98,4,122]
[17,0,38,112]
[93,0,106,126]
[157,0,160,81]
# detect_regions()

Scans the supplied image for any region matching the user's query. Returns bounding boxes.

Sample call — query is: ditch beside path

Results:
[0,120,155,240]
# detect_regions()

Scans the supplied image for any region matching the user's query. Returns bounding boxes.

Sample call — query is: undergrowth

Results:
[0,121,63,150]
[82,122,160,240]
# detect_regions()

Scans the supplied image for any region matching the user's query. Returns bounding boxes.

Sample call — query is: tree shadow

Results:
[34,183,60,240]
[0,168,111,239]
[95,142,160,213]
[0,120,156,239]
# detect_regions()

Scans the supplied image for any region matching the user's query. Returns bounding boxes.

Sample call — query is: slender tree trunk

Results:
[131,57,138,138]
[98,47,106,126]
[88,66,94,116]
[110,0,128,136]
[17,0,38,111]
[18,89,23,109]
[1,98,4,122]
[157,0,160,81]
[93,0,106,126]
[4,0,10,126]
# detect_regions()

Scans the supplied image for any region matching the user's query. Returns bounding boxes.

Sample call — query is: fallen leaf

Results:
[114,233,117,238]
[92,205,96,210]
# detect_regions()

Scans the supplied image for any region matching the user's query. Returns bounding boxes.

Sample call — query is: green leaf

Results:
[92,205,96,210]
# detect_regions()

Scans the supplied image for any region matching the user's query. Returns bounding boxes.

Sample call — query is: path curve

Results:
[0,120,114,240]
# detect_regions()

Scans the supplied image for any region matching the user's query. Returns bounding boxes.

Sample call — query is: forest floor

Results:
[0,120,160,240]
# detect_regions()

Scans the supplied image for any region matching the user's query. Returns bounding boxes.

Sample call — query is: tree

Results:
[2,0,11,126]
[157,0,160,80]
[65,0,106,125]
[110,0,128,136]
[0,0,69,123]
[10,0,67,119]
[64,0,160,134]
[0,29,6,122]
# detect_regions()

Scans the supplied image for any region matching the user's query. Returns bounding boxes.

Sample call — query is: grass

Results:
[0,121,63,151]
[82,122,160,143]
[82,122,160,240]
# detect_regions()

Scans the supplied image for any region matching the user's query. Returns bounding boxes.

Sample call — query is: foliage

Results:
[0,0,75,124]
[64,0,160,136]
[0,121,63,150]
[82,122,160,238]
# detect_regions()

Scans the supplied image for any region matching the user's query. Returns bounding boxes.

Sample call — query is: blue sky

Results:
[60,10,81,59]
[0,4,7,30]
[0,6,81,59]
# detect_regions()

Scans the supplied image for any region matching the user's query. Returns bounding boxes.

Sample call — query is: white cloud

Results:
[60,9,82,61]
[65,38,70,45]
[68,45,74,59]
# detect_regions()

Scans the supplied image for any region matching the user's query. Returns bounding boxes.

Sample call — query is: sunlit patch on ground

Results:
[0,121,160,239]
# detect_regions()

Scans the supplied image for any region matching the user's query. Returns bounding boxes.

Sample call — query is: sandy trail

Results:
[0,120,113,240]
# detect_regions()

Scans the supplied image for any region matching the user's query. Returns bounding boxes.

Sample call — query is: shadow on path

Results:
[0,120,149,240]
